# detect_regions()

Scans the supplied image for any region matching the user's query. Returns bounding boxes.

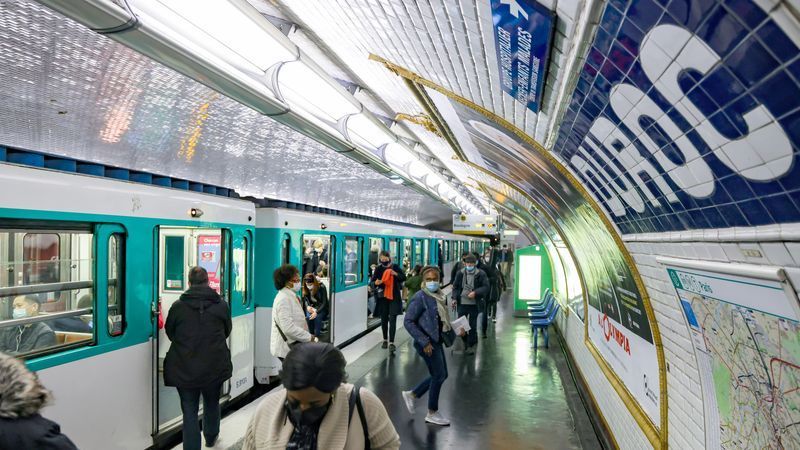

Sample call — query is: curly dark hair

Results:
[273,264,299,290]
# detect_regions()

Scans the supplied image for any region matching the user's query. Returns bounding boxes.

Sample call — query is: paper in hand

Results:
[450,315,471,334]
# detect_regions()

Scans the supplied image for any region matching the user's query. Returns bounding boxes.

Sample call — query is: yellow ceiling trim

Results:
[370,53,668,449]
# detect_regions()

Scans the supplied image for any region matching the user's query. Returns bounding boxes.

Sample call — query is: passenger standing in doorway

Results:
[371,251,406,353]
[452,255,489,354]
[402,266,460,426]
[271,265,318,362]
[302,273,329,340]
[164,267,232,450]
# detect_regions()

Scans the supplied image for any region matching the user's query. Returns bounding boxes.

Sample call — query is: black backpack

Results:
[348,385,370,449]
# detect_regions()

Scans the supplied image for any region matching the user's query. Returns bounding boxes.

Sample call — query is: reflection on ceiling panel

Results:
[0,0,453,225]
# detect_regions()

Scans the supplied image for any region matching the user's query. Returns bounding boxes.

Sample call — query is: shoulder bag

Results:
[348,385,370,450]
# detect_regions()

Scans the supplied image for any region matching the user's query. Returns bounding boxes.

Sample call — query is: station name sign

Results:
[452,214,499,235]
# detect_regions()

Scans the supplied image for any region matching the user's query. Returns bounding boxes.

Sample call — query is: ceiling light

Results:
[276,59,361,123]
[136,0,296,72]
[345,113,396,152]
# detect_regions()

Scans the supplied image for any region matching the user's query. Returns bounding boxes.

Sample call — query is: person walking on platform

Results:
[272,265,318,362]
[499,244,513,285]
[452,254,489,354]
[480,250,503,331]
[402,266,460,426]
[243,343,400,450]
[447,251,470,287]
[0,351,78,449]
[371,251,406,353]
[164,266,232,450]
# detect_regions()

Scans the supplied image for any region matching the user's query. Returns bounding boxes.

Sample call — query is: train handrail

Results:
[0,308,93,330]
[0,280,94,297]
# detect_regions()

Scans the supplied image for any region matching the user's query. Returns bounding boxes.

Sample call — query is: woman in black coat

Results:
[370,250,407,352]
[164,267,232,450]
[301,273,330,339]
[0,352,78,449]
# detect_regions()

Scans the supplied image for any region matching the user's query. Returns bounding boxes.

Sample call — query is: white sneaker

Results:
[425,411,451,426]
[402,390,416,414]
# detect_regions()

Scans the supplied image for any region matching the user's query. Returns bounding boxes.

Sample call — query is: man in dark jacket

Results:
[447,251,470,287]
[451,254,489,354]
[0,351,78,449]
[164,267,232,450]
[0,295,56,355]
[478,250,503,335]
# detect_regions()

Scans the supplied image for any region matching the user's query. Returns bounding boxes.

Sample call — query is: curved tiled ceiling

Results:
[0,0,454,225]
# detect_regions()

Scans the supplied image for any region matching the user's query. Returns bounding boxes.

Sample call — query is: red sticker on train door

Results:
[197,235,222,293]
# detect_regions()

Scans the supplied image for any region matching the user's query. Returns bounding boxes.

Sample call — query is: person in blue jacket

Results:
[401,266,463,426]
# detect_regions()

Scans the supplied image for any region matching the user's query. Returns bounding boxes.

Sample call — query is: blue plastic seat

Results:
[527,292,554,313]
[530,304,560,349]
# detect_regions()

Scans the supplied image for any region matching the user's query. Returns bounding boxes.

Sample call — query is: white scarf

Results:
[421,286,452,331]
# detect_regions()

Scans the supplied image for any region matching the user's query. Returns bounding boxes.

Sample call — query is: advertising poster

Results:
[490,0,554,112]
[198,235,222,293]
[429,87,661,424]
[668,265,800,448]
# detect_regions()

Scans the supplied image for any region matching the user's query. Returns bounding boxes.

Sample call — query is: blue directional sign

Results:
[490,0,555,112]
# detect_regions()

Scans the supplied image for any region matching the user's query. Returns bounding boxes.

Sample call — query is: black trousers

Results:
[380,307,397,342]
[177,383,222,450]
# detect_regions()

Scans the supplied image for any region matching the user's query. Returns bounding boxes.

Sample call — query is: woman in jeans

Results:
[401,266,462,426]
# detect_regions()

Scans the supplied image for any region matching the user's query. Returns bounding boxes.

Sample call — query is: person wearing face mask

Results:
[402,266,462,426]
[451,254,489,355]
[370,251,406,353]
[164,266,232,450]
[479,249,503,335]
[243,342,400,450]
[0,295,55,355]
[447,251,470,287]
[272,265,318,362]
[302,274,329,340]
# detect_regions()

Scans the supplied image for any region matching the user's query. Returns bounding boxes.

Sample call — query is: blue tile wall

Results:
[556,0,800,233]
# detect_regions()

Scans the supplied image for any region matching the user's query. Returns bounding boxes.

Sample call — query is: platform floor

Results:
[177,290,601,449]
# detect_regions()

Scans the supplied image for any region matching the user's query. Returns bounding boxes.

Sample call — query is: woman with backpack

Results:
[243,343,400,449]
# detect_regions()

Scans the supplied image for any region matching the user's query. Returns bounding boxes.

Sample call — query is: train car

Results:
[251,207,480,381]
[0,162,255,449]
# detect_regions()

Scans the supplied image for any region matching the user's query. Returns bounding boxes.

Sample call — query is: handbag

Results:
[441,329,456,348]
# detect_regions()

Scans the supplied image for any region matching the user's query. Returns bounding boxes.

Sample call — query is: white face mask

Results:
[305,283,314,290]
[290,282,301,292]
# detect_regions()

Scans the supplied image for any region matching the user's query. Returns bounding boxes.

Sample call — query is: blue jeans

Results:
[458,304,479,348]
[177,383,222,450]
[308,309,328,336]
[412,341,448,412]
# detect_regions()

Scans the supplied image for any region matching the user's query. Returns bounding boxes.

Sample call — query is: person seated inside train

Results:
[47,294,92,333]
[0,295,56,355]
[302,274,329,340]
[316,261,328,278]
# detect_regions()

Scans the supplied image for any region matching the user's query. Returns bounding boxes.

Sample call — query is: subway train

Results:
[0,158,487,449]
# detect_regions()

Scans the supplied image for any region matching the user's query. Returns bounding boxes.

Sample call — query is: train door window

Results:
[402,238,412,272]
[163,236,185,291]
[368,237,382,277]
[302,235,330,288]
[414,240,422,267]
[0,228,94,358]
[389,239,398,262]
[281,233,291,265]
[422,240,430,265]
[234,235,249,306]
[107,234,124,336]
[344,237,360,286]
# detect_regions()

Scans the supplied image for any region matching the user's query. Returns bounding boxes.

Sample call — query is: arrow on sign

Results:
[500,0,529,19]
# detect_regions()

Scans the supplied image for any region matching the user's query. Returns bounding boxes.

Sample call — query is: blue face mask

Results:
[12,308,27,319]
[465,265,476,272]
[425,281,440,292]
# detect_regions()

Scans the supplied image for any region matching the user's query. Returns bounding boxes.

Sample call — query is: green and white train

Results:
[0,161,487,449]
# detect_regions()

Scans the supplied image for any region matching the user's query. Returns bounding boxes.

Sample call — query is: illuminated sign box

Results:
[452,214,499,235]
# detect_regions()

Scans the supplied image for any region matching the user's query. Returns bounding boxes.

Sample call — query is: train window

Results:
[402,239,412,272]
[302,235,330,293]
[235,235,249,306]
[0,228,94,358]
[422,240,430,265]
[414,240,422,266]
[107,234,124,336]
[344,237,360,286]
[163,235,185,291]
[368,237,382,277]
[389,240,398,262]
[281,233,291,265]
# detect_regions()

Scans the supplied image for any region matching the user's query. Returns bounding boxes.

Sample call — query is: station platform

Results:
[174,290,602,449]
